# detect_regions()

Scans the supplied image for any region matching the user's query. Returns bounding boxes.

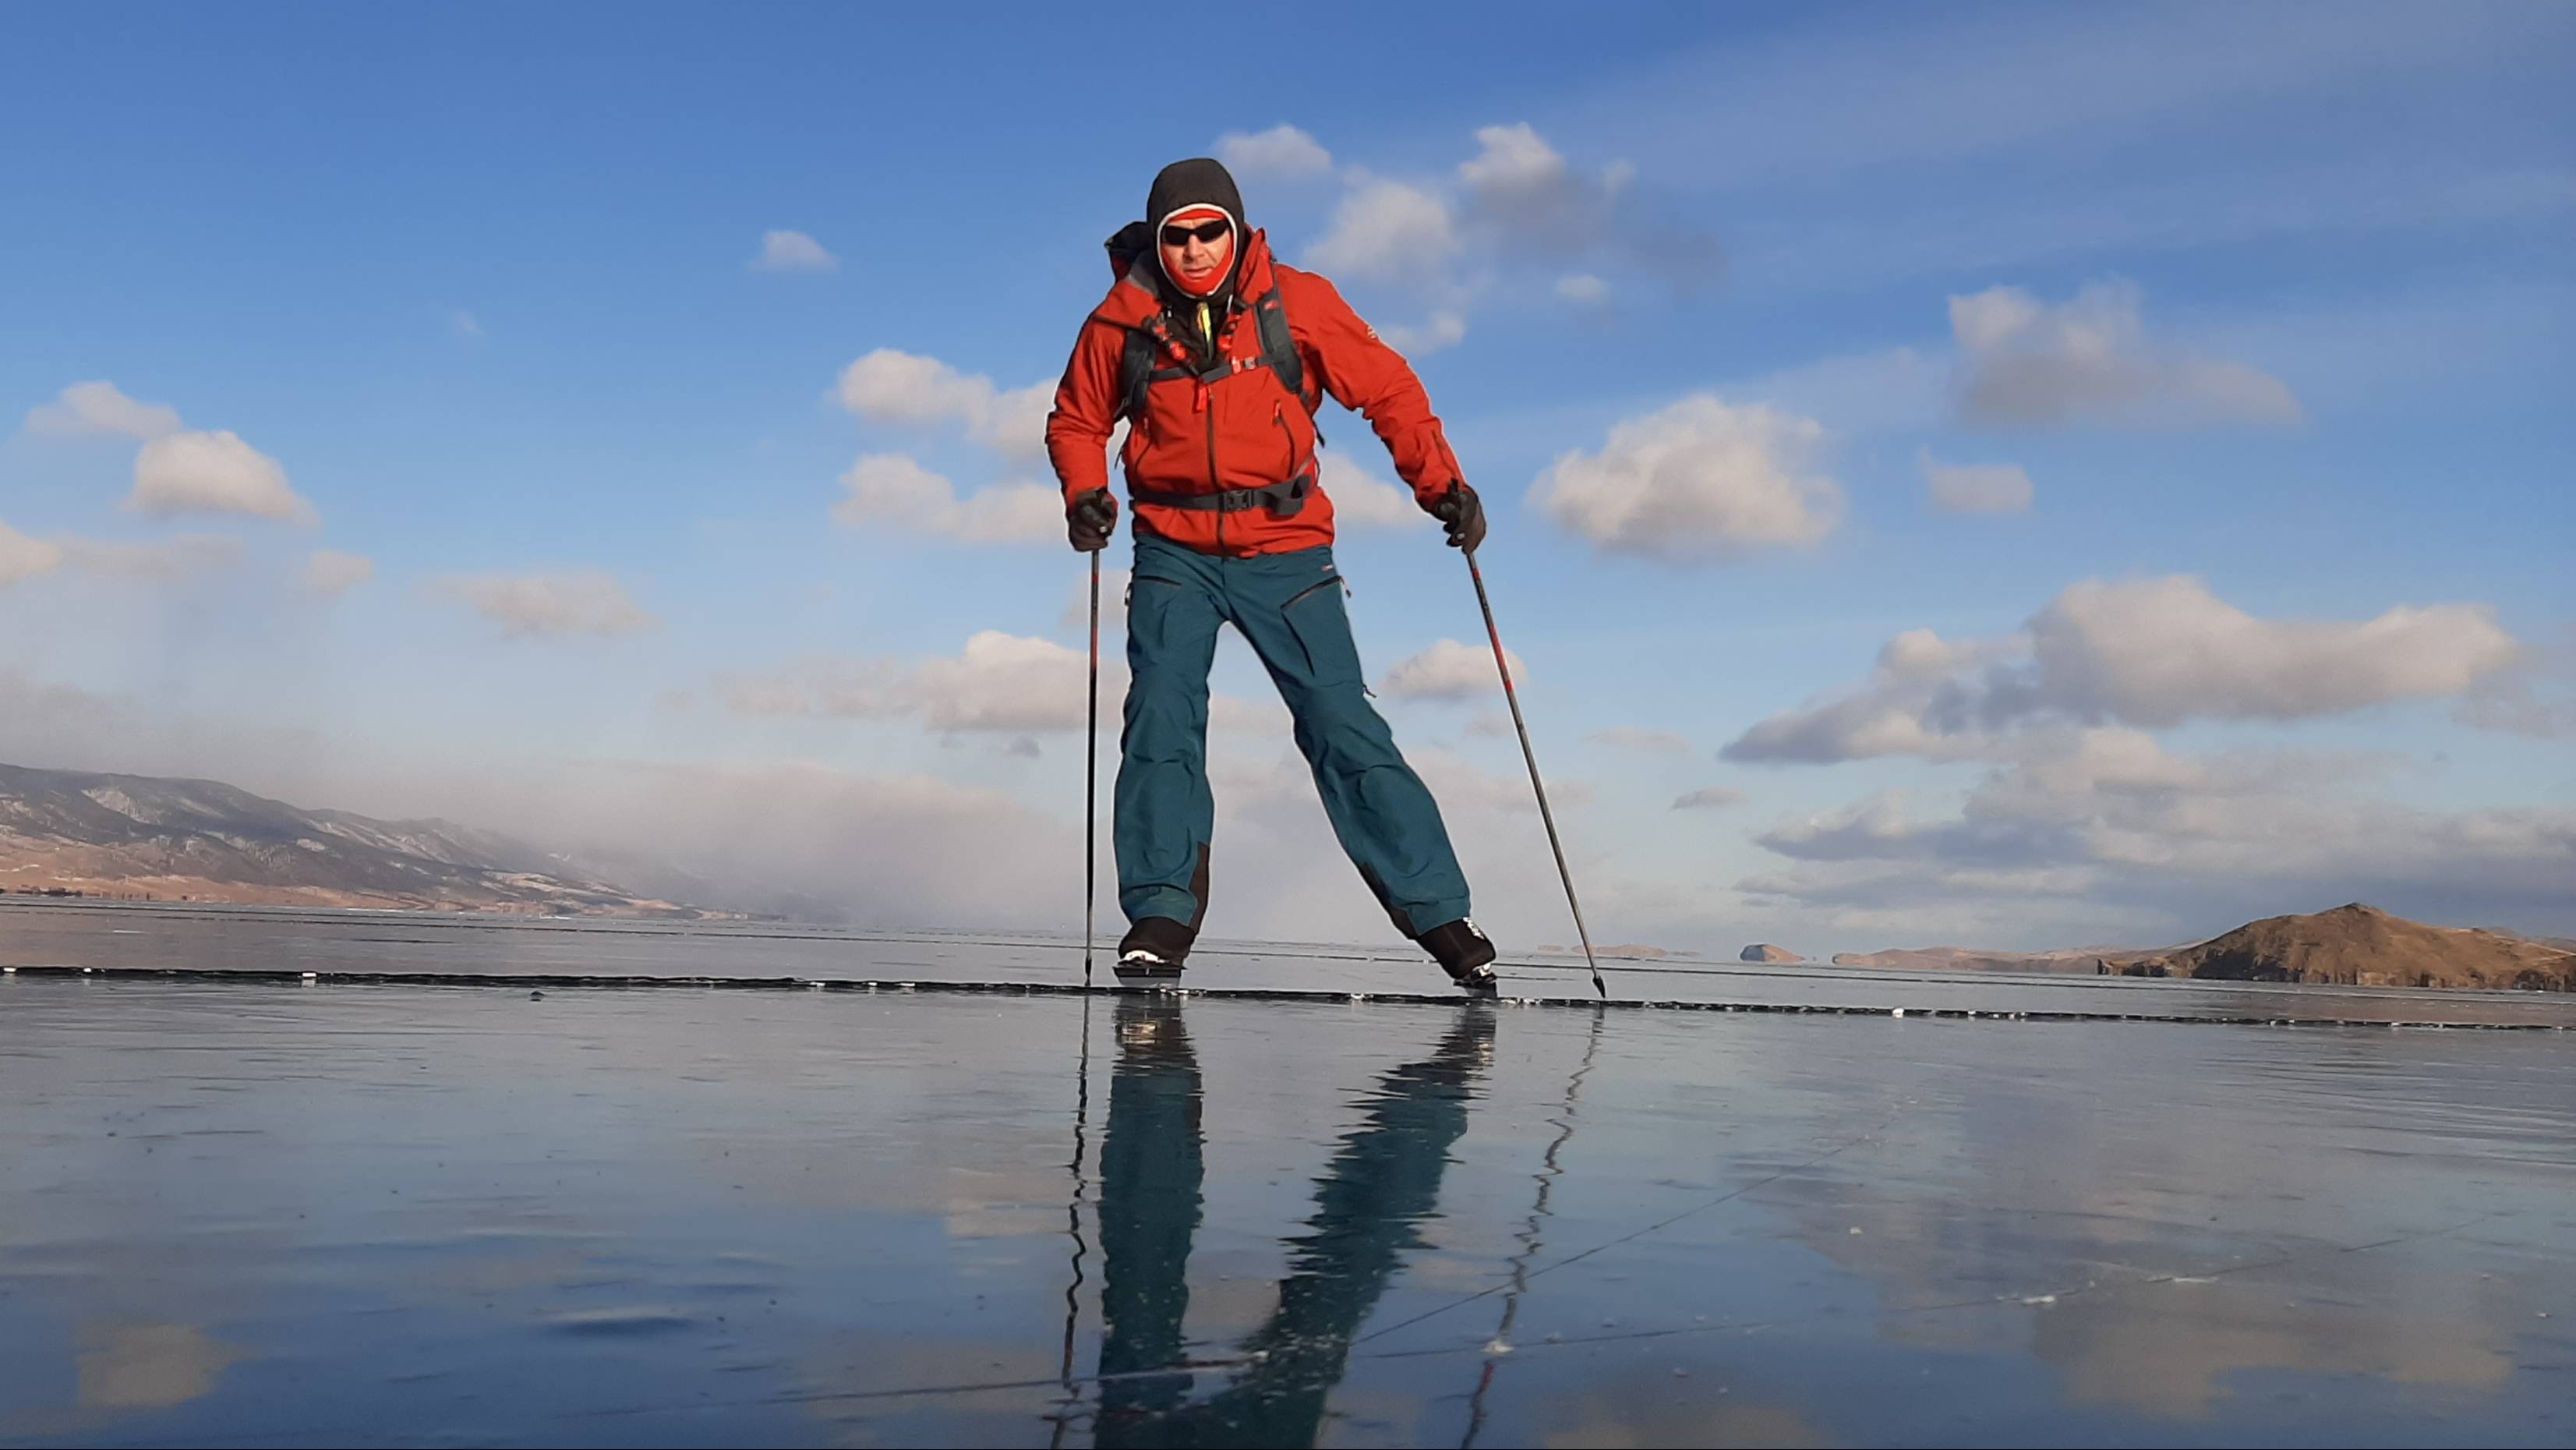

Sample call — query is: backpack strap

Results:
[1115,309,1199,427]
[1252,282,1305,406]
[1118,329,1160,428]
[1111,277,1309,427]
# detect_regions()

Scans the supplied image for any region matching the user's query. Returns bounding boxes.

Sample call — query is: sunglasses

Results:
[1160,218,1232,248]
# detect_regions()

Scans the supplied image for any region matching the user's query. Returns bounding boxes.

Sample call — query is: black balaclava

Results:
[1145,157,1246,361]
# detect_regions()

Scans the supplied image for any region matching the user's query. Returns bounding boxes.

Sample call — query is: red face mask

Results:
[1156,204,1237,298]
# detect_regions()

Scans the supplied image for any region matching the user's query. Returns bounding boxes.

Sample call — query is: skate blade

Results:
[1113,959,1186,987]
[1447,967,1500,997]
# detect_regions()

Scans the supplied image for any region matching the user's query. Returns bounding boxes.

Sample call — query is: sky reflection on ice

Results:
[1,945,2569,1445]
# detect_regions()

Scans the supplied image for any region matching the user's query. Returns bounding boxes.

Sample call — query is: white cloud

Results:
[0,521,240,587]
[459,759,1079,929]
[23,382,313,525]
[0,660,1598,946]
[0,678,1091,932]
[436,571,659,639]
[1316,451,1426,530]
[1453,122,1716,280]
[1673,786,1745,811]
[1217,743,1581,823]
[451,310,484,339]
[1951,279,2302,428]
[1739,728,2576,935]
[1216,124,1334,179]
[1586,726,1691,756]
[1724,577,2524,763]
[1379,310,1467,356]
[1409,744,1583,814]
[1201,741,1599,945]
[22,380,183,441]
[2454,666,2576,741]
[57,533,241,582]
[302,549,375,598]
[1556,274,1610,306]
[2030,577,2519,727]
[1456,123,1663,262]
[1919,447,2033,513]
[0,520,66,586]
[719,632,1291,744]
[752,229,840,274]
[832,453,1061,546]
[979,381,1055,460]
[912,631,1097,732]
[1530,394,1843,562]
[715,656,888,719]
[1210,693,1292,737]
[128,430,317,525]
[837,348,991,427]
[1061,566,1131,635]
[834,348,1049,462]
[719,633,1112,734]
[1756,789,1929,861]
[1305,176,1461,283]
[1380,638,1521,702]
[1877,626,2014,683]
[1458,122,1575,222]
[1289,122,1708,352]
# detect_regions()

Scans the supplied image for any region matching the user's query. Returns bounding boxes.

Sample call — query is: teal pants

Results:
[1118,532,1472,939]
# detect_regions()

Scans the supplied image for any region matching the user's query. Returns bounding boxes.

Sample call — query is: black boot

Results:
[1115,917,1196,985]
[1419,918,1498,995]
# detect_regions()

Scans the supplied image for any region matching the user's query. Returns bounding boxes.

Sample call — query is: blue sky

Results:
[2,2,2569,952]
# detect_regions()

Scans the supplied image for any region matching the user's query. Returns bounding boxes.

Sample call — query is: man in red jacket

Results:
[1047,157,1496,993]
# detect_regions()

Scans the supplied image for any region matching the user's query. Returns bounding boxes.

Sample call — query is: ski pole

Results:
[1465,547,1606,999]
[1084,551,1101,989]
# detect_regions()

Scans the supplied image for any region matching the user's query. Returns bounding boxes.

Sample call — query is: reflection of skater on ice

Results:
[1091,997,1495,1447]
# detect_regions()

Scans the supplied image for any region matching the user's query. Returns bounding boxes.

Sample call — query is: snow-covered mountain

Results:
[0,760,713,918]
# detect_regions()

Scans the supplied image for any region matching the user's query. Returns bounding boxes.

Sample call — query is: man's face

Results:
[1158,213,1235,295]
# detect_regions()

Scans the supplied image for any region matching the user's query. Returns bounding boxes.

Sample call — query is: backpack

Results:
[1101,221,1306,428]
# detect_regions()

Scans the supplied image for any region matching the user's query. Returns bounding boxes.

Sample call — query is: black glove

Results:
[1067,489,1118,553]
[1432,482,1486,553]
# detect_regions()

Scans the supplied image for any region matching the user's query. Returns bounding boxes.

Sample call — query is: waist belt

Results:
[1129,469,1314,518]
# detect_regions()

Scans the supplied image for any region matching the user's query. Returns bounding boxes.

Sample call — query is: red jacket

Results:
[1044,229,1466,557]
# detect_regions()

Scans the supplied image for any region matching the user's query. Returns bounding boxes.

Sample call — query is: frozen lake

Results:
[2,902,2571,1445]
[7,898,2574,1027]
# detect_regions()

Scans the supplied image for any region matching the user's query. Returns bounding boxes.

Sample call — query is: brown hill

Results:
[2141,903,2575,991]
[1832,945,2154,974]
[0,760,719,918]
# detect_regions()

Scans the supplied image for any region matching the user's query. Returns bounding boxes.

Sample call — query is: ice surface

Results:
[2,903,2572,1445]
[7,899,2574,1027]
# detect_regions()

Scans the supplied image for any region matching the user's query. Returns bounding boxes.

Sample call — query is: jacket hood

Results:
[1146,157,1248,299]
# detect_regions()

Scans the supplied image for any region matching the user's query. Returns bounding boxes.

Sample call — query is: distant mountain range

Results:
[0,761,719,918]
[1832,943,2171,975]
[7,761,2568,985]
[1834,903,2575,992]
